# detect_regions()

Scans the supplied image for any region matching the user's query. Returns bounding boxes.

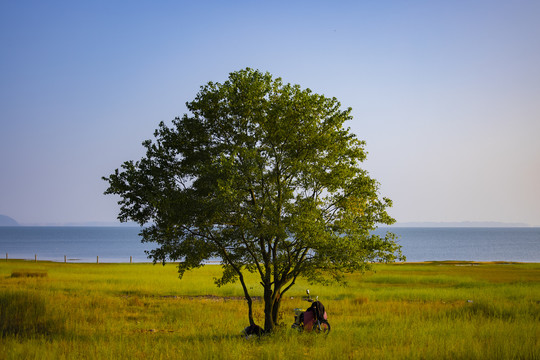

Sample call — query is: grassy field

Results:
[0,260,538,359]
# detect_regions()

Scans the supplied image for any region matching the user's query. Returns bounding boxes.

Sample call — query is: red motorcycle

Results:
[291,290,330,334]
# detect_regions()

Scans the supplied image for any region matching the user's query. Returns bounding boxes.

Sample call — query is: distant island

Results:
[0,215,531,228]
[0,216,140,227]
[0,215,19,226]
[388,221,531,228]
[11,221,141,227]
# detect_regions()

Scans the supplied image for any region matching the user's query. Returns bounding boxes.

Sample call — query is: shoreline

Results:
[2,258,538,265]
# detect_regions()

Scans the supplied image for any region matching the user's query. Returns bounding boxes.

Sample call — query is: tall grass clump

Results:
[10,269,48,278]
[0,291,65,337]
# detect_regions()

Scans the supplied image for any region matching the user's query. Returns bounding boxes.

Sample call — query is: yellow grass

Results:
[0,260,538,359]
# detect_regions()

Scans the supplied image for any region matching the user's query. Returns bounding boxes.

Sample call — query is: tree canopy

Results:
[103,68,404,332]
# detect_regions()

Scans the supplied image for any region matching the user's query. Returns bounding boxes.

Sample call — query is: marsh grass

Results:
[0,260,538,359]
[0,290,65,336]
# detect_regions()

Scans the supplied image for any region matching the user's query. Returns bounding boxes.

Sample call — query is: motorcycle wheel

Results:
[314,320,330,334]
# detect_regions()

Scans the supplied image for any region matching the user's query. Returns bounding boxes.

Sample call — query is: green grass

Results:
[0,260,538,359]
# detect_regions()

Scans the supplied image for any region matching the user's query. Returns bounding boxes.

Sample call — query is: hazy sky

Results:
[1,0,539,226]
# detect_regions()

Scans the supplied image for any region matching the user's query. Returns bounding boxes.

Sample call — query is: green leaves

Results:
[104,68,403,330]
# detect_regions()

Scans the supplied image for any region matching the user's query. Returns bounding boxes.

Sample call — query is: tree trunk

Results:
[262,287,284,332]
[238,272,255,326]
[271,290,281,325]
[246,295,255,327]
[263,286,274,332]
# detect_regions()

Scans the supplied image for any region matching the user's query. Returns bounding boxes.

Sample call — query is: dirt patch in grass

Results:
[165,295,263,302]
[121,294,263,302]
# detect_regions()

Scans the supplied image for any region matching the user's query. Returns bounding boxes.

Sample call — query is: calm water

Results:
[0,226,539,263]
[0,227,153,263]
[379,227,540,262]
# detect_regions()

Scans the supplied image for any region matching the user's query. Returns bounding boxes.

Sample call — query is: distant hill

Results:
[18,221,141,227]
[388,221,531,228]
[61,221,141,227]
[0,215,19,226]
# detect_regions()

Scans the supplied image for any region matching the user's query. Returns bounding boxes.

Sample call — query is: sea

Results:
[0,226,539,263]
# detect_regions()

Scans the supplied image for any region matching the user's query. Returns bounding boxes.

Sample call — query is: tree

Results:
[103,68,404,332]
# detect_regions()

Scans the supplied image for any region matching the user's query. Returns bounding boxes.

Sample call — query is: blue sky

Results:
[1,0,539,226]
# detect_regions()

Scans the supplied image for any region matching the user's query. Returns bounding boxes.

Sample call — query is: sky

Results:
[1,0,539,226]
